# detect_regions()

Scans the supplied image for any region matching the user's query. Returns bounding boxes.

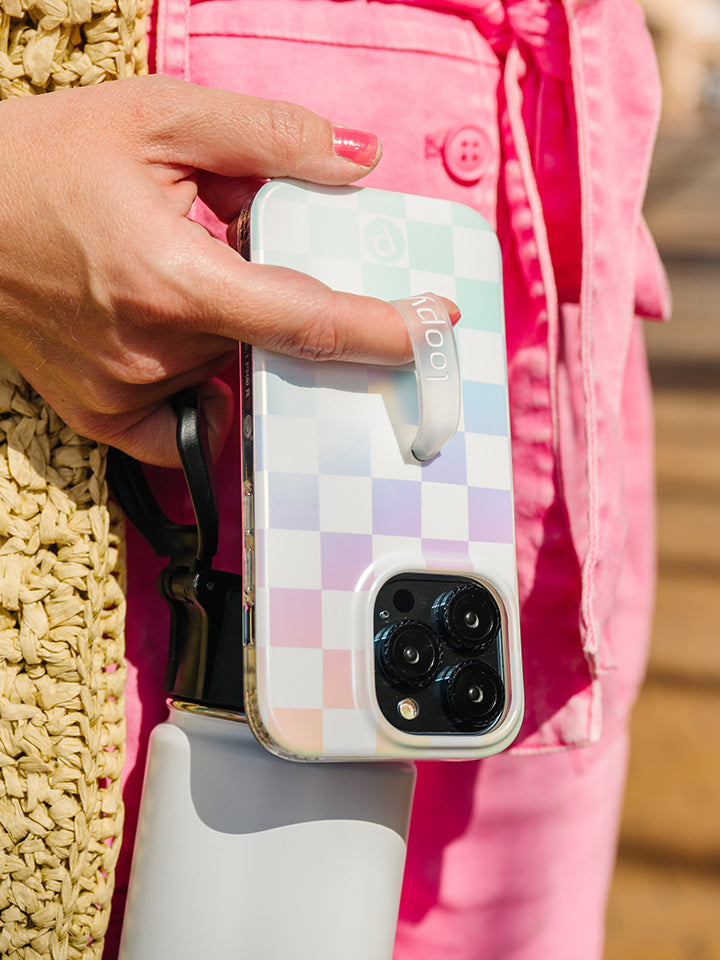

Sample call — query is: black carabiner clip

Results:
[107,391,246,713]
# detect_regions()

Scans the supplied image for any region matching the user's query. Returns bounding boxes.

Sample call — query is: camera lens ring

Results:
[375,619,442,689]
[433,583,501,653]
[439,660,504,731]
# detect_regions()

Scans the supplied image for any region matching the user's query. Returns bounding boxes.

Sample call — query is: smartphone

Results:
[239,179,523,761]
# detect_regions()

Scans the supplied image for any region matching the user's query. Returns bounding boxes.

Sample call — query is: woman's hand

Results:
[0,75,456,465]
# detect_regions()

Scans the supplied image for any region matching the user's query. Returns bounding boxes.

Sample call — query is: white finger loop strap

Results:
[391,294,462,462]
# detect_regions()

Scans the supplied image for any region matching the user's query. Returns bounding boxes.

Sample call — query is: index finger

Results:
[177,224,459,366]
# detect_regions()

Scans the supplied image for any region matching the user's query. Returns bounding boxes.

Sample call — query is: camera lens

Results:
[433,584,500,652]
[375,620,441,689]
[393,588,415,613]
[439,661,504,731]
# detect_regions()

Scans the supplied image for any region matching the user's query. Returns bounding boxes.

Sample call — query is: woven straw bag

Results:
[0,1,149,954]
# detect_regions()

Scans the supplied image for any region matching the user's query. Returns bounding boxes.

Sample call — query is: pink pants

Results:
[109,2,669,957]
[398,321,656,959]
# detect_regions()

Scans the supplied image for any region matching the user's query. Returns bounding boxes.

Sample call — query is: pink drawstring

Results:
[500,40,561,446]
[562,2,600,660]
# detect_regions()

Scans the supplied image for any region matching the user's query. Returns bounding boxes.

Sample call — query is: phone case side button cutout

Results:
[242,481,255,606]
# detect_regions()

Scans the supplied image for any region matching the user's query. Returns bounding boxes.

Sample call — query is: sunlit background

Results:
[605,2,720,957]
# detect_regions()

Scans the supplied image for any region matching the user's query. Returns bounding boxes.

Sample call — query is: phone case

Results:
[241,179,523,761]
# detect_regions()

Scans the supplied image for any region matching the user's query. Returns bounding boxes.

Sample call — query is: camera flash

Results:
[398,698,420,721]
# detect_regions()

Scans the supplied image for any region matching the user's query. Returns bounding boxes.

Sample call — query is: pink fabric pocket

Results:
[182,0,503,234]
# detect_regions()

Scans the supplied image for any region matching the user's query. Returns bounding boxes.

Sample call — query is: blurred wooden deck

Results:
[605,132,720,959]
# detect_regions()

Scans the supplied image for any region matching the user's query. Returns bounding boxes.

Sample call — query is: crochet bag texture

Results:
[0,0,149,954]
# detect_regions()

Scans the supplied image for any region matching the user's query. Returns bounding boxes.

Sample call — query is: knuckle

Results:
[134,73,186,104]
[140,73,183,96]
[121,75,191,149]
[290,299,346,363]
[265,100,312,164]
[103,74,179,125]
[104,354,169,388]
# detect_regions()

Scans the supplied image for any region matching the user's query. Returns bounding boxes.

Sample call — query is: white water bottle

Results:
[118,702,416,960]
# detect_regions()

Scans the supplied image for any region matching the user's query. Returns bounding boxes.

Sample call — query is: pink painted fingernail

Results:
[332,126,381,166]
[443,299,461,325]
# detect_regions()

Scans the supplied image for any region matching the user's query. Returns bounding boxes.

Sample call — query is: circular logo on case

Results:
[364,218,405,263]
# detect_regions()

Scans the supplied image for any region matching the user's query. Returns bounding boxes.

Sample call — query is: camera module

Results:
[373,573,507,736]
[375,620,441,689]
[439,661,504,731]
[433,583,500,652]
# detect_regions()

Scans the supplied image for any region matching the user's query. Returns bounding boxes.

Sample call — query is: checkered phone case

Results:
[242,180,523,760]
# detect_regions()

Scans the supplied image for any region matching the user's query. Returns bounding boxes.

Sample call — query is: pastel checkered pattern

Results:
[248,180,521,760]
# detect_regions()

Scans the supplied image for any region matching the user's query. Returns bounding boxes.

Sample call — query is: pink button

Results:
[442,124,490,184]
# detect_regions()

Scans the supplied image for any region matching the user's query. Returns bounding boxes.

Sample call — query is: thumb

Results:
[145,77,382,184]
